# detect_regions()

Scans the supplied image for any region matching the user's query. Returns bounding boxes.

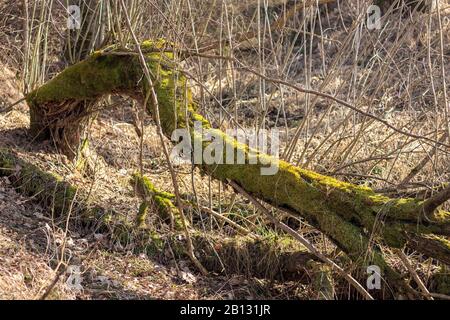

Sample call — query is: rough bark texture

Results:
[0,148,320,280]
[374,0,434,11]
[24,41,450,284]
[131,172,184,230]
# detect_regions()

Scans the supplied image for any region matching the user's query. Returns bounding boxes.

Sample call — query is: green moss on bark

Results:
[131,173,184,230]
[24,40,450,274]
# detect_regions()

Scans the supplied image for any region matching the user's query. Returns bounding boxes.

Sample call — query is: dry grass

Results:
[0,0,449,299]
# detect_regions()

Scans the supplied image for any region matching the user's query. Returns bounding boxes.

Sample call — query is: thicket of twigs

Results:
[0,0,449,300]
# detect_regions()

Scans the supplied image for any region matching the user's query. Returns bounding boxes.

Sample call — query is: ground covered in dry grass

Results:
[0,0,449,300]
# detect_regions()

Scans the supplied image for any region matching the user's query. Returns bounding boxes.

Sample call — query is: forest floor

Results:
[0,63,310,300]
[0,66,209,299]
[0,0,449,300]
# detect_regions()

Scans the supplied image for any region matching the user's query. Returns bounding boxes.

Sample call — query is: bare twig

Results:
[234,61,450,149]
[198,205,260,240]
[436,2,449,143]
[399,133,448,187]
[180,50,449,149]
[227,179,374,301]
[119,0,207,276]
[196,0,335,53]
[0,97,26,113]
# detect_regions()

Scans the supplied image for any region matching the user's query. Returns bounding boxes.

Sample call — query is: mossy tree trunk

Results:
[374,0,435,12]
[25,41,450,287]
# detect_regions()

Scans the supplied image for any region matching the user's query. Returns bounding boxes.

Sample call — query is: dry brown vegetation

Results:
[0,0,449,300]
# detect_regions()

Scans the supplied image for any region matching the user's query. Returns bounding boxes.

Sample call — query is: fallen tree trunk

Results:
[25,41,450,288]
[0,149,319,281]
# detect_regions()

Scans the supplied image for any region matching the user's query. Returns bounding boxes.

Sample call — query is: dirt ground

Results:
[1,0,449,300]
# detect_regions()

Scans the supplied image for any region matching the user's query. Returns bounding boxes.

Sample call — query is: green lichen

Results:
[24,40,450,277]
[131,173,184,230]
[27,54,140,105]
[136,202,149,228]
[0,149,78,216]
[141,38,175,52]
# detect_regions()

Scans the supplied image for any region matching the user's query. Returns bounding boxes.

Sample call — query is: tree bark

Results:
[25,42,450,284]
[0,149,318,281]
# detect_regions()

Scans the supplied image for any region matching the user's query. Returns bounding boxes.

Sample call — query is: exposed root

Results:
[0,149,319,280]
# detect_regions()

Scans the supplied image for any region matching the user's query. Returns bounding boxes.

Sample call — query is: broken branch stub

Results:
[25,41,450,278]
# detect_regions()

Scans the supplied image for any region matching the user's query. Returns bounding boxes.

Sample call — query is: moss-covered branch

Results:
[25,41,450,280]
[131,172,183,230]
[0,149,321,280]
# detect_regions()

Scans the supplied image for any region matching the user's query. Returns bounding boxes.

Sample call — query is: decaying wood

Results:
[23,41,450,290]
[0,149,321,281]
